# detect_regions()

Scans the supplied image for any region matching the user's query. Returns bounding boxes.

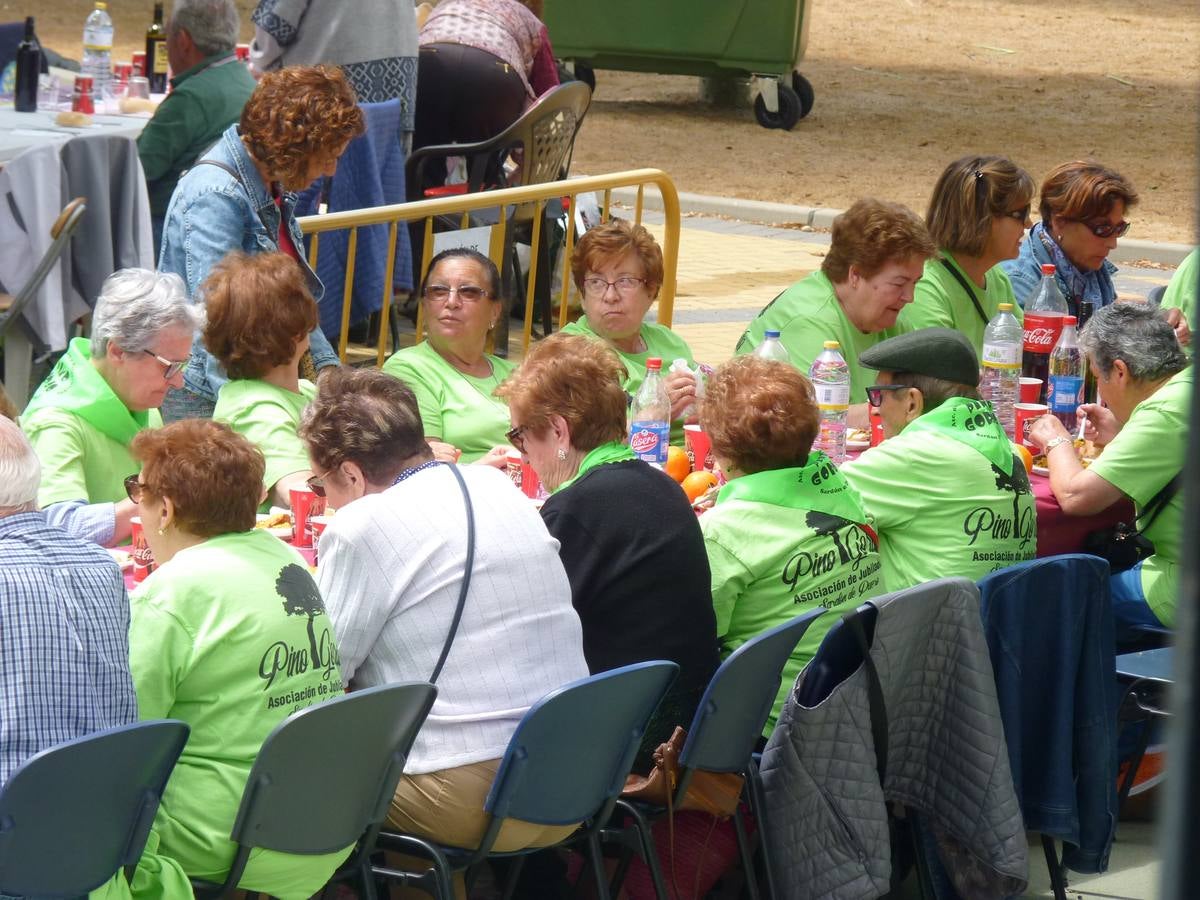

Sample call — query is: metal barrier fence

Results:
[295,168,681,365]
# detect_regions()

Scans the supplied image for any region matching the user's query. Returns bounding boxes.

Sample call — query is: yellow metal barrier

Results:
[296,169,681,365]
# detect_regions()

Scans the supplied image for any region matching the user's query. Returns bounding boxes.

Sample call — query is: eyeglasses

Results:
[124,473,146,503]
[143,349,188,380]
[1000,205,1030,222]
[865,384,912,408]
[422,284,491,303]
[1073,219,1131,239]
[505,425,528,454]
[306,469,332,498]
[581,276,648,298]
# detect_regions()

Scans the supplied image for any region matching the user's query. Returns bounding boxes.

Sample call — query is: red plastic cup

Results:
[235,43,250,62]
[1014,403,1049,449]
[869,407,884,447]
[130,516,155,582]
[310,515,332,564]
[113,62,133,85]
[132,51,146,77]
[72,76,95,114]
[289,486,326,548]
[683,424,714,472]
[1019,377,1043,404]
[505,450,525,493]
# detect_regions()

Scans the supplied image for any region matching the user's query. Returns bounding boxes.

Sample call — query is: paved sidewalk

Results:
[632,208,1176,368]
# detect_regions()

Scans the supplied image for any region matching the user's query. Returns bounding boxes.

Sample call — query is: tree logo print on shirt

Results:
[258,563,340,692]
[961,458,1036,550]
[782,512,879,608]
[806,511,853,565]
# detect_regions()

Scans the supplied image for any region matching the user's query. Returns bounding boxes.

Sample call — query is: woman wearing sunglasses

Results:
[21,268,200,546]
[207,252,320,510]
[1003,160,1138,313]
[382,247,514,466]
[901,155,1035,353]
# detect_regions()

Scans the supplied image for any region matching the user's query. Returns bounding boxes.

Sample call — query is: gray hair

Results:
[0,417,40,514]
[1078,302,1188,383]
[91,269,204,357]
[168,0,240,57]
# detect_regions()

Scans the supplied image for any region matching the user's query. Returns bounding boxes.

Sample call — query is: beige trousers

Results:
[386,758,579,899]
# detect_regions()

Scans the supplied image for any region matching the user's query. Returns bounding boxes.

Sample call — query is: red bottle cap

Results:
[1040,263,1056,275]
[646,357,662,370]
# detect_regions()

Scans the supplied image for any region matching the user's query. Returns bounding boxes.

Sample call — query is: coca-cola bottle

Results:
[1021,263,1068,404]
[1047,316,1084,429]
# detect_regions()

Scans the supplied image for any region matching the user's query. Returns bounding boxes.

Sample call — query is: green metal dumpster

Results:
[542,0,814,129]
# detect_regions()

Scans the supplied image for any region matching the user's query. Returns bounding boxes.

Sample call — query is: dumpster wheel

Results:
[791,71,815,119]
[754,82,802,130]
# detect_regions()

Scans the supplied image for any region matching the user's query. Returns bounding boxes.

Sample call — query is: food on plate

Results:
[255,511,291,530]
[1031,438,1097,471]
[119,96,158,115]
[846,428,871,444]
[107,548,133,570]
[55,110,93,127]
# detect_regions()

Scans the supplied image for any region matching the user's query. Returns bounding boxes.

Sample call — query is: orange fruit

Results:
[682,470,718,503]
[664,445,691,483]
[1012,442,1034,475]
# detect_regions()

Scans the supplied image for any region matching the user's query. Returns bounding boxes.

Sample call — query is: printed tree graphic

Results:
[806,511,852,564]
[277,563,326,665]
[991,457,1033,535]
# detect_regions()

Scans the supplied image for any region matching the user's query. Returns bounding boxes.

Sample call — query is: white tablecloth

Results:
[0,106,150,166]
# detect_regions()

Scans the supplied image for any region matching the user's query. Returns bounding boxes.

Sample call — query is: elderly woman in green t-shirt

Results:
[1028,302,1190,643]
[21,268,200,546]
[382,247,514,466]
[207,252,322,510]
[699,356,885,737]
[561,219,703,442]
[900,155,1034,353]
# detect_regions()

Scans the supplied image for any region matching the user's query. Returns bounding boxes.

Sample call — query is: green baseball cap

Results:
[859,327,981,387]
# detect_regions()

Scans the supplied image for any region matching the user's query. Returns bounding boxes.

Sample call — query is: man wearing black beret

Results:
[841,328,1037,591]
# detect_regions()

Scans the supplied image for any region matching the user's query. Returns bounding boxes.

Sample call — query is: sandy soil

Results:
[20,0,1200,242]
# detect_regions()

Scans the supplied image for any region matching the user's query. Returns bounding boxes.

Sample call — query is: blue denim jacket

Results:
[1002,222,1119,311]
[157,124,339,402]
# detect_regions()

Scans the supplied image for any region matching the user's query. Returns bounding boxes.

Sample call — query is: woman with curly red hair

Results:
[206,252,319,508]
[158,64,365,423]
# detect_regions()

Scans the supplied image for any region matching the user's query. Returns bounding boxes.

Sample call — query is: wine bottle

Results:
[145,2,168,94]
[15,17,42,113]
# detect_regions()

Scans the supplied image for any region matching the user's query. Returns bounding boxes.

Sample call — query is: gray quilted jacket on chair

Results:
[760,578,1028,900]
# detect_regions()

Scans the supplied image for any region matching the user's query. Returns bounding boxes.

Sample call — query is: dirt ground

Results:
[18,0,1200,243]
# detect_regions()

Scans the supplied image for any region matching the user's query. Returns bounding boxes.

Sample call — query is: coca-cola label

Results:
[1023,313,1065,355]
[629,422,669,464]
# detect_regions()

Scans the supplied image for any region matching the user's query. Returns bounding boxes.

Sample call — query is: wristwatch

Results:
[1043,436,1073,454]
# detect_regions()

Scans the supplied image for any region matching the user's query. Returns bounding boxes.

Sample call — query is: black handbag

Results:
[1083,472,1181,573]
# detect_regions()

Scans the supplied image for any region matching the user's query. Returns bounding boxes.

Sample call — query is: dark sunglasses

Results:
[124,473,145,503]
[865,384,912,408]
[505,425,528,454]
[1075,219,1130,239]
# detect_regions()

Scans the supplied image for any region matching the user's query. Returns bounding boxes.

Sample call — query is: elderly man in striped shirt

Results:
[0,416,137,787]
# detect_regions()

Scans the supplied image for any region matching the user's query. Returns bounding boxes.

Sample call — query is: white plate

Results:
[846,439,870,450]
[1032,465,1050,477]
[108,548,133,570]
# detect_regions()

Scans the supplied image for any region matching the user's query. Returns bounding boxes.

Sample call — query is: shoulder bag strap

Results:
[191,158,243,186]
[939,258,990,327]
[1134,471,1183,535]
[429,464,475,684]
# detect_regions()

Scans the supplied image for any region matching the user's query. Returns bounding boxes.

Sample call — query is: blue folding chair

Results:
[375,660,680,900]
[189,681,437,900]
[977,554,1116,900]
[0,719,189,898]
[1115,647,1173,813]
[609,610,826,900]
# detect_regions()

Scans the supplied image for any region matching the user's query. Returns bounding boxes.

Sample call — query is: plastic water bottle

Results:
[1048,316,1084,429]
[81,1,113,103]
[808,340,850,464]
[754,330,791,363]
[629,357,670,467]
[980,303,1022,438]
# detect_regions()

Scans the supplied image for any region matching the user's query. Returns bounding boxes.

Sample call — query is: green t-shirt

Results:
[841,397,1037,592]
[21,337,161,507]
[129,529,349,896]
[1087,367,1192,626]
[381,340,515,463]
[734,271,910,404]
[1161,248,1197,335]
[701,453,885,735]
[214,378,316,497]
[900,254,1023,354]
[560,315,697,444]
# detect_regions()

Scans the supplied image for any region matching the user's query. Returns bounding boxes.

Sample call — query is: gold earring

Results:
[157,528,165,536]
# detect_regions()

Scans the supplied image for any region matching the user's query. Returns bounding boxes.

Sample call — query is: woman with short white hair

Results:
[21,268,202,546]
